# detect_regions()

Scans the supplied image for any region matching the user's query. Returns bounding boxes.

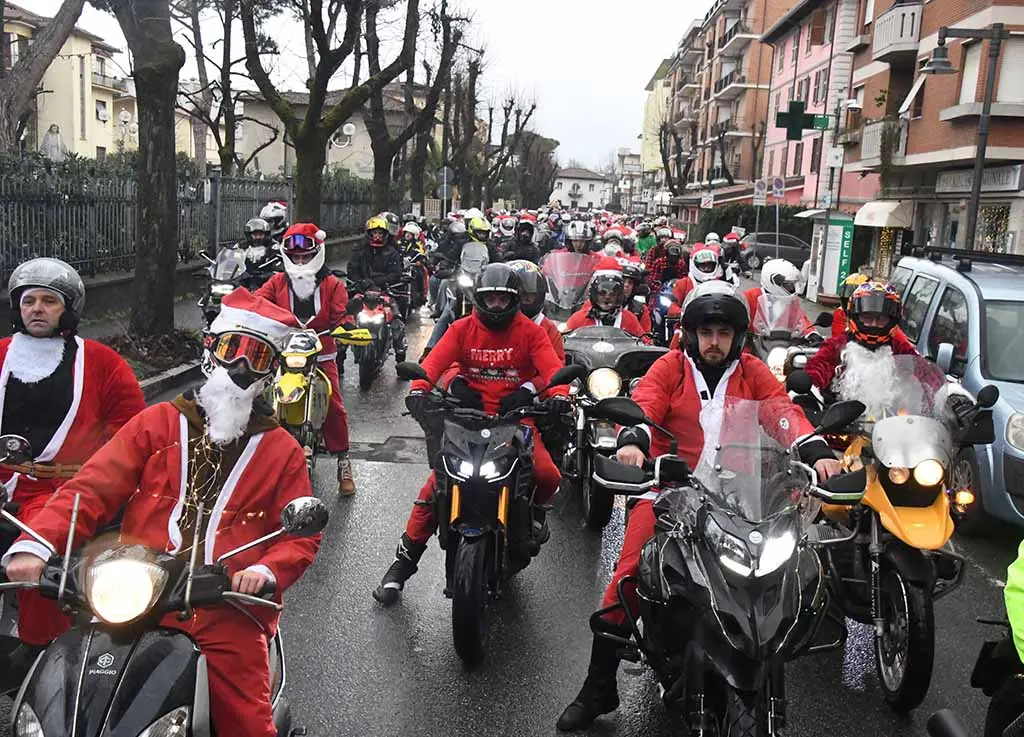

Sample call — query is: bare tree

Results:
[480,95,535,206]
[715,133,735,186]
[516,130,558,207]
[241,0,420,221]
[0,0,86,151]
[445,55,482,206]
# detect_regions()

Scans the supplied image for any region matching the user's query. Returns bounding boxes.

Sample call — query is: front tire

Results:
[875,567,935,713]
[451,535,491,665]
[358,346,377,390]
[721,687,762,737]
[580,451,614,530]
[951,448,989,535]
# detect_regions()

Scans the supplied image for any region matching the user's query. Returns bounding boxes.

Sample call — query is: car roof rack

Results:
[909,246,1024,273]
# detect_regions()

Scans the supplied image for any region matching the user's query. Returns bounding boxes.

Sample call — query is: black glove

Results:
[616,425,651,455]
[547,395,574,419]
[405,391,437,419]
[498,386,536,415]
[449,376,484,411]
[804,331,824,347]
[947,393,979,429]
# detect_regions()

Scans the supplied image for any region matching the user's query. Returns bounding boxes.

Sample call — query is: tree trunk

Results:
[128,45,184,336]
[191,116,207,170]
[292,129,326,222]
[409,129,429,203]
[371,146,393,213]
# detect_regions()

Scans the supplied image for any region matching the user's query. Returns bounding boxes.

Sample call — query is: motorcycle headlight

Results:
[767,347,788,381]
[756,530,797,577]
[284,354,308,369]
[138,706,190,737]
[85,557,168,625]
[478,457,515,481]
[587,368,622,400]
[658,295,673,308]
[1007,413,1024,451]
[14,703,43,737]
[443,454,473,480]
[913,459,945,487]
[791,353,809,369]
[888,466,911,484]
[457,273,474,288]
[358,312,385,325]
[704,515,752,577]
[210,283,233,297]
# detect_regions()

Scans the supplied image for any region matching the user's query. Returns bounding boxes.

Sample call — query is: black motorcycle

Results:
[587,396,867,735]
[397,361,583,664]
[0,433,328,737]
[343,274,408,389]
[562,326,666,529]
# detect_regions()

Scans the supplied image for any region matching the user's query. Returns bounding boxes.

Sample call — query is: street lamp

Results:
[922,23,1011,251]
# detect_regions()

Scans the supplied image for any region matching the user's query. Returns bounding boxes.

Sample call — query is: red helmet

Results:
[847,282,902,348]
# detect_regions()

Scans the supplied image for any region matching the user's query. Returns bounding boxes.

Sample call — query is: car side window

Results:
[927,286,969,375]
[780,234,805,247]
[901,275,939,343]
[890,265,913,298]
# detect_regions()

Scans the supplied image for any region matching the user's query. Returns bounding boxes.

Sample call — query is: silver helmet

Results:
[8,258,85,315]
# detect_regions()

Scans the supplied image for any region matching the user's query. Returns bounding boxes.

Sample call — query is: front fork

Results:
[869,513,885,636]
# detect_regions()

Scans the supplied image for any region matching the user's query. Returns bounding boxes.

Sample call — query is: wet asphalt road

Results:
[266,313,1022,737]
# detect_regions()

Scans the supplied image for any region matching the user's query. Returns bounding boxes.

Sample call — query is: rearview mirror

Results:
[977,384,999,408]
[816,400,865,434]
[0,435,32,465]
[935,342,955,374]
[786,370,813,395]
[592,396,646,426]
[396,361,428,382]
[550,364,587,387]
[815,311,834,328]
[280,496,329,537]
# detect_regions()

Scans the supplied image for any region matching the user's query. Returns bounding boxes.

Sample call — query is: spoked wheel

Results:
[580,452,614,530]
[874,567,935,713]
[451,536,492,665]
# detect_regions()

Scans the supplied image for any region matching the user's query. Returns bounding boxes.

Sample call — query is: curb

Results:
[140,360,203,401]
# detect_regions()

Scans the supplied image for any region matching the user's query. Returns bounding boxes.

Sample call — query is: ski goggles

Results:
[205,331,278,374]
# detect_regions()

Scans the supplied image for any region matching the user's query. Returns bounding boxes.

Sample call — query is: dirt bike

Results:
[273,325,371,476]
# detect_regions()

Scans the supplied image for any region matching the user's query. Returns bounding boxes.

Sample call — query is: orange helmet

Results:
[847,282,902,348]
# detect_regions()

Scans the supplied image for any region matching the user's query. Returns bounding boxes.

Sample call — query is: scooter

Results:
[0,434,329,737]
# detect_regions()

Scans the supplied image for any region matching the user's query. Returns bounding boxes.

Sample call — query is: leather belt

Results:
[0,462,81,480]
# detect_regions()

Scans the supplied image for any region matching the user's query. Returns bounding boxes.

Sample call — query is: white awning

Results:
[794,209,826,219]
[854,200,914,228]
[898,75,926,116]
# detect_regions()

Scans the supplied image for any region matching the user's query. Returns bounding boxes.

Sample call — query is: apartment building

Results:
[665,0,788,225]
[843,0,1024,264]
[549,168,612,210]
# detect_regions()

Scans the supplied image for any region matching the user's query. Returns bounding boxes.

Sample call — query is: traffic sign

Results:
[822,191,832,209]
[772,177,785,199]
[438,182,453,201]
[700,192,714,209]
[423,198,441,219]
[437,166,454,183]
[753,178,767,207]
[812,115,831,131]
[827,146,845,169]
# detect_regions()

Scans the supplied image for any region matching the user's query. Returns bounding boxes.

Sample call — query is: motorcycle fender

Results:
[275,372,307,405]
[686,626,766,693]
[19,627,202,737]
[884,543,935,589]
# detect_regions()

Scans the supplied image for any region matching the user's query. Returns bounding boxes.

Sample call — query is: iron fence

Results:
[0,173,372,284]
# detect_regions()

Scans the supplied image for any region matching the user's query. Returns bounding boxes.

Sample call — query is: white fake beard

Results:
[289,271,317,300]
[196,366,260,446]
[6,332,65,383]
[836,342,905,418]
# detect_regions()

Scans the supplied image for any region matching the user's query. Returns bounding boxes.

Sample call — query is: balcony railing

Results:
[92,72,128,92]
[872,2,922,63]
[719,22,756,55]
[860,117,908,163]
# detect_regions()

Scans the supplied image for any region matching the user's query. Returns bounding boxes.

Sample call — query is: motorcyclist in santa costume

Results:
[255,223,357,496]
[564,257,645,336]
[3,288,322,737]
[0,258,145,660]
[373,263,565,606]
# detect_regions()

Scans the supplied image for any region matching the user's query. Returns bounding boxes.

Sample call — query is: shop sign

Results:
[935,165,1023,194]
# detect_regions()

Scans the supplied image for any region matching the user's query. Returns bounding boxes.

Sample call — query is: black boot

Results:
[532,506,550,548]
[372,533,427,606]
[556,632,624,731]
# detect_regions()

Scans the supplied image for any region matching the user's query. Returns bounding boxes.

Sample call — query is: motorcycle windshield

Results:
[752,293,805,338]
[211,248,247,281]
[540,251,600,312]
[835,353,950,423]
[460,242,489,277]
[663,398,811,524]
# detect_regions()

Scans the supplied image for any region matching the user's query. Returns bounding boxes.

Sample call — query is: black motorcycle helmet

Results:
[516,220,536,245]
[473,263,522,330]
[681,280,749,366]
[506,259,547,319]
[666,240,683,265]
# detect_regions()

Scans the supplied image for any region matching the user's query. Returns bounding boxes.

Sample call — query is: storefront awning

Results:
[854,200,914,228]
[794,209,826,219]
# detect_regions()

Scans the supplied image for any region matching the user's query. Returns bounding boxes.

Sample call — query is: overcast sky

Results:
[34,0,710,168]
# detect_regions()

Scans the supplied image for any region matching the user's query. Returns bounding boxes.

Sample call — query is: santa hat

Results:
[592,256,624,280]
[283,222,327,244]
[723,232,740,242]
[209,288,299,351]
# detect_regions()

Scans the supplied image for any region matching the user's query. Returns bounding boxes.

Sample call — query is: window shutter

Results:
[959,42,981,105]
[997,36,1024,103]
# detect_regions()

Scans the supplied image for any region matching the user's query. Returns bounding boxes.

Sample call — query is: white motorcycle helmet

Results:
[705,231,721,245]
[760,259,802,296]
[463,207,485,221]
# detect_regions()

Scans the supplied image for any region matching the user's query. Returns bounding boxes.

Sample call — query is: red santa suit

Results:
[601,350,813,625]
[256,272,351,453]
[804,331,919,391]
[4,399,320,737]
[0,334,145,644]
[565,304,644,336]
[406,311,564,543]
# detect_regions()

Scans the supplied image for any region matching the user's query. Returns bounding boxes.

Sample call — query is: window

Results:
[96,56,106,76]
[810,136,822,174]
[997,36,1024,103]
[95,99,108,122]
[985,301,1024,382]
[95,146,106,162]
[587,201,594,208]
[847,85,865,130]
[900,275,939,342]
[792,142,804,175]
[768,149,775,176]
[959,42,981,105]
[863,0,875,26]
[588,183,595,192]
[890,265,913,297]
[812,71,821,103]
[805,24,814,53]
[824,8,834,43]
[774,92,781,121]
[780,144,789,176]
[791,31,800,63]
[927,287,968,375]
[555,181,563,190]
[778,41,786,70]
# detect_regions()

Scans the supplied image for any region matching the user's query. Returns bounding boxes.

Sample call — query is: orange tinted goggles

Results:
[206,332,277,374]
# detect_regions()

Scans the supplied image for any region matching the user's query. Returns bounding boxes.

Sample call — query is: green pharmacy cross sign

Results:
[775,100,831,141]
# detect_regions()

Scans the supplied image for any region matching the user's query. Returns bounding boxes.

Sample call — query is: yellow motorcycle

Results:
[273,325,371,476]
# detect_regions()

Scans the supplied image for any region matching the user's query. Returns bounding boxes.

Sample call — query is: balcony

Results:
[674,107,699,127]
[718,22,757,56]
[681,77,701,96]
[712,118,752,137]
[713,69,763,100]
[858,117,908,167]
[678,43,702,63]
[872,2,922,64]
[92,72,128,92]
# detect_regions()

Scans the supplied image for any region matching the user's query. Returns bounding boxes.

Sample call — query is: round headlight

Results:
[1007,413,1024,451]
[587,368,622,400]
[913,459,945,487]
[86,558,168,624]
[792,353,809,369]
[285,354,308,369]
[888,466,910,484]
